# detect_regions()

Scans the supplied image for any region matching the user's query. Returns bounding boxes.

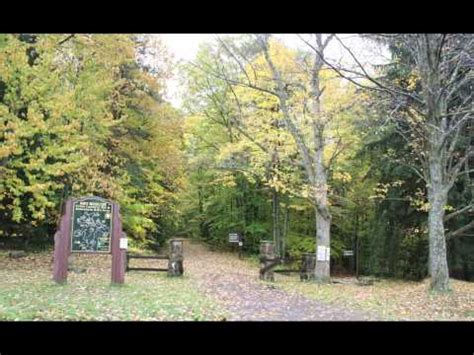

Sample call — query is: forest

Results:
[0,33,472,299]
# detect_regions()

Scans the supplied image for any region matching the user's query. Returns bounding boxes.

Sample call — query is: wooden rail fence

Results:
[126,239,184,276]
[259,241,316,281]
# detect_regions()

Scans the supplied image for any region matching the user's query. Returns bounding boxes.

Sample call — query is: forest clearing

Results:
[0,33,472,322]
[1,240,473,321]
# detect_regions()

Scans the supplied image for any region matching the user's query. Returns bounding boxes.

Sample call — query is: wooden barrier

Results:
[259,241,276,281]
[126,239,183,276]
[259,247,317,282]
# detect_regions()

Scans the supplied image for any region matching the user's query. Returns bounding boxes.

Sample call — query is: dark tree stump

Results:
[168,239,184,277]
[300,253,316,281]
[259,241,276,282]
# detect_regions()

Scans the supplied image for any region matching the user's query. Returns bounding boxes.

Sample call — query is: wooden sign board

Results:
[53,196,126,284]
[71,198,113,253]
[228,233,240,243]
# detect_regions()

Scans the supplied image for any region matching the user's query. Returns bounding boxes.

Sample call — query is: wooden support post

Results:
[111,203,125,285]
[53,199,73,284]
[126,252,130,272]
[259,241,275,281]
[168,239,183,277]
[300,253,316,281]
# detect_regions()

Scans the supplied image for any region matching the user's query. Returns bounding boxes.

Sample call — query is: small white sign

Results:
[229,233,240,243]
[238,241,243,246]
[317,246,326,261]
[119,238,128,249]
[343,250,354,256]
[317,246,331,261]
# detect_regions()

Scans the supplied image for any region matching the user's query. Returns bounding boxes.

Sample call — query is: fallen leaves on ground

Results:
[0,247,227,321]
[276,275,474,321]
[1,241,472,321]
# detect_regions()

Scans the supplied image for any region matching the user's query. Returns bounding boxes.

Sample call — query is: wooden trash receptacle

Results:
[300,253,316,281]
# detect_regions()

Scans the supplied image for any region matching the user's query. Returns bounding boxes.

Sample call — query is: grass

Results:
[0,251,228,321]
[275,275,474,320]
[1,246,473,321]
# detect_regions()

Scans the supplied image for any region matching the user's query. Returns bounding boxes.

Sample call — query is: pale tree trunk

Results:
[272,188,281,257]
[311,34,331,282]
[427,190,450,291]
[313,149,331,282]
[282,194,289,258]
[257,33,333,281]
[315,209,331,280]
[420,35,451,292]
[427,158,450,292]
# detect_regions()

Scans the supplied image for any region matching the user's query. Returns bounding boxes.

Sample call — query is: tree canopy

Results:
[1,33,472,290]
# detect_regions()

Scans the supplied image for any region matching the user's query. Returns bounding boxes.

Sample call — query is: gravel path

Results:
[183,240,378,321]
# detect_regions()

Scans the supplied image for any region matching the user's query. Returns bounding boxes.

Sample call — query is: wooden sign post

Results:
[228,233,240,243]
[259,241,276,281]
[53,199,73,284]
[228,232,243,259]
[52,196,126,285]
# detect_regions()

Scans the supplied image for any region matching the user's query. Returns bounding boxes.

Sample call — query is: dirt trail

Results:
[183,240,378,321]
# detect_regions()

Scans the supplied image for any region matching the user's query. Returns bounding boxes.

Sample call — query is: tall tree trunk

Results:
[311,34,331,282]
[272,188,281,257]
[315,208,331,281]
[258,33,332,281]
[282,194,289,258]
[353,214,359,276]
[313,141,331,281]
[198,183,208,239]
[427,160,450,292]
[418,34,451,292]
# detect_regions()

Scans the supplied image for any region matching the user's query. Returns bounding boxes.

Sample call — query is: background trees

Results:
[0,34,184,249]
[312,34,473,291]
[179,34,473,289]
[1,33,472,290]
[180,36,376,278]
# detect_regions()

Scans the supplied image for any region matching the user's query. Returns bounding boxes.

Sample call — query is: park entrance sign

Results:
[71,198,113,253]
[53,196,127,284]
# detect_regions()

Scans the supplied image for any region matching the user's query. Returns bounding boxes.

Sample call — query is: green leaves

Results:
[0,34,183,245]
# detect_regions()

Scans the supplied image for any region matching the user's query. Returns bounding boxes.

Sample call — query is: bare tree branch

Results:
[446,220,474,240]
[444,204,473,222]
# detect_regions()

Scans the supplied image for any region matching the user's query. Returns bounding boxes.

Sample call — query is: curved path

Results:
[183,240,378,321]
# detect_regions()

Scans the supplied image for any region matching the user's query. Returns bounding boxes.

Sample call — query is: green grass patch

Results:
[0,253,228,321]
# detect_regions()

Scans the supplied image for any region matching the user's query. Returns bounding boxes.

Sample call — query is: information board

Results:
[71,198,113,253]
